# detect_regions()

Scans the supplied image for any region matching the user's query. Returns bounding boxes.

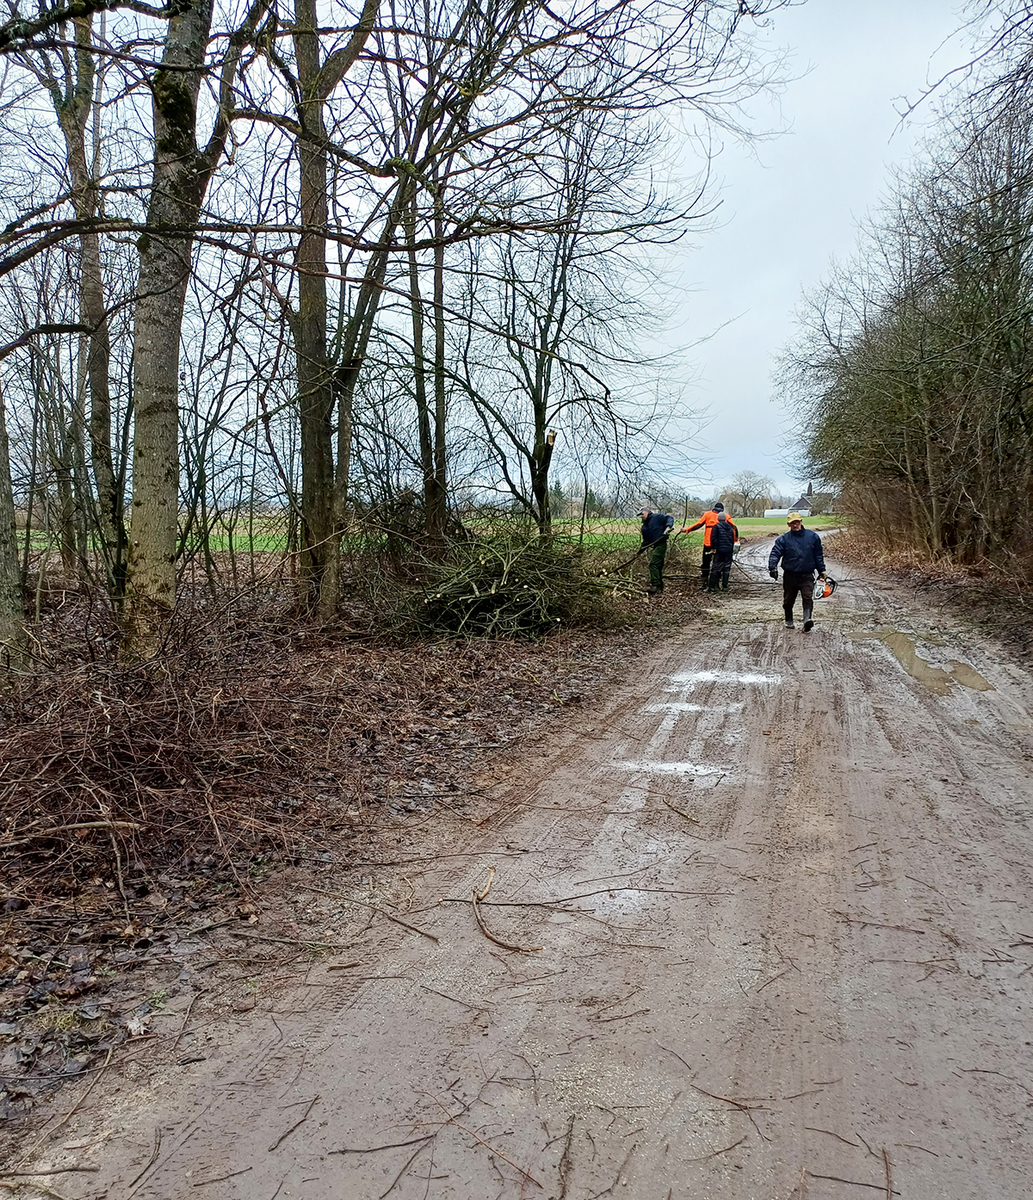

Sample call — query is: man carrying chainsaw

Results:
[682,501,738,587]
[638,506,675,594]
[768,511,826,632]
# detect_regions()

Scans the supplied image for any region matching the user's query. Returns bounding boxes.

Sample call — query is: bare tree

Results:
[22,15,127,596]
[722,470,774,517]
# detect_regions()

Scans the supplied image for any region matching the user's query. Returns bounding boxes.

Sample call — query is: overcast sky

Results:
[668,0,970,501]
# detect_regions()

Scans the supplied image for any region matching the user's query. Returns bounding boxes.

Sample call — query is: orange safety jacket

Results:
[682,510,738,547]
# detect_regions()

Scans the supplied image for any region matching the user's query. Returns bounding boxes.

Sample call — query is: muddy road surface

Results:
[11,545,1033,1199]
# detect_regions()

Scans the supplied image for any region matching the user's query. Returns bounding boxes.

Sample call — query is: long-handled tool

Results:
[600,528,684,577]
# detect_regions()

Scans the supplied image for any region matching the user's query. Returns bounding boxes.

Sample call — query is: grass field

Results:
[554,514,844,554]
[18,513,844,559]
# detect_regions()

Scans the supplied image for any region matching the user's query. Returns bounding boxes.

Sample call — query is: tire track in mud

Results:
[17,550,1033,1200]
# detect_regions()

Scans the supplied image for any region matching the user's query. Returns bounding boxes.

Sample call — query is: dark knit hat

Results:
[712,502,724,511]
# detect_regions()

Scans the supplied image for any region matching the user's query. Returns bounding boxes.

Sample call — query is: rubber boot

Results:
[802,605,814,632]
[784,607,794,628]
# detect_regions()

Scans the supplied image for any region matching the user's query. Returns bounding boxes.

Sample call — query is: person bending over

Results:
[638,506,674,594]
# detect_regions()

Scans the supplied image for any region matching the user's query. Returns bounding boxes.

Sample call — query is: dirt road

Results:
[14,544,1033,1199]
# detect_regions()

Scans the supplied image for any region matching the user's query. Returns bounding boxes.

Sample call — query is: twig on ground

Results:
[0,1169,99,1178]
[268,1095,319,1153]
[471,868,543,953]
[660,797,698,821]
[0,1182,72,1200]
[420,985,492,1013]
[684,1135,745,1162]
[329,1137,435,1156]
[590,1009,651,1024]
[441,886,730,909]
[172,992,199,1053]
[378,1141,431,1199]
[424,1092,543,1188]
[0,821,144,848]
[833,911,926,935]
[804,1127,859,1148]
[556,1114,576,1200]
[755,969,789,993]
[126,1125,162,1193]
[228,930,346,950]
[191,1166,253,1187]
[806,1172,897,1195]
[658,1048,767,1144]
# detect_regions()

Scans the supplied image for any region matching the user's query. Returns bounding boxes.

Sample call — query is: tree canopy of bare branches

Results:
[0,0,795,655]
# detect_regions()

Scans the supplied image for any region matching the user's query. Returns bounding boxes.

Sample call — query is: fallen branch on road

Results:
[471,867,543,953]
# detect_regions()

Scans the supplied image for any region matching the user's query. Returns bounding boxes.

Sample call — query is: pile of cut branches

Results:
[408,536,620,638]
[0,646,332,891]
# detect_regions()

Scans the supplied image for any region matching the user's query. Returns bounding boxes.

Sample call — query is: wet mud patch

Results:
[852,628,994,695]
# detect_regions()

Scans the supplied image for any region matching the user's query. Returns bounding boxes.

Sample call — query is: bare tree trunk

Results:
[285,0,379,615]
[57,17,126,597]
[532,430,556,540]
[428,193,448,546]
[293,0,338,616]
[123,0,265,655]
[0,380,24,674]
[405,193,435,537]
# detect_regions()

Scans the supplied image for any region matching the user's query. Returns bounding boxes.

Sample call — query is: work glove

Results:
[819,572,827,580]
[769,569,778,580]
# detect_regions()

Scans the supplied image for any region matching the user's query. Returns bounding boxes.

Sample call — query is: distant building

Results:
[764,496,813,519]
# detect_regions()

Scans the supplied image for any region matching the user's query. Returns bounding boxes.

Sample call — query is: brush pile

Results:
[410,536,619,638]
[0,626,343,892]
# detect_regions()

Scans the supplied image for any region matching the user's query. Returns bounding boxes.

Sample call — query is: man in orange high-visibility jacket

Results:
[682,502,738,588]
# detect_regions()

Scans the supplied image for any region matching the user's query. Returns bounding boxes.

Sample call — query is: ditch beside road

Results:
[9,542,1033,1199]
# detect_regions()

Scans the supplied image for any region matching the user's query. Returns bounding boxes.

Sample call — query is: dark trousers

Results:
[648,538,668,590]
[707,551,733,591]
[700,546,714,581]
[782,571,815,620]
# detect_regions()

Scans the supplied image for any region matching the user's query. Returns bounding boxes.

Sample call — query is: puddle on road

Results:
[617,760,727,777]
[642,701,745,714]
[668,670,782,686]
[948,659,995,692]
[853,628,994,695]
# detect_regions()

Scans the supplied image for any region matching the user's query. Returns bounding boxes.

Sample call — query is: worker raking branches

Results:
[637,506,675,594]
[682,502,741,591]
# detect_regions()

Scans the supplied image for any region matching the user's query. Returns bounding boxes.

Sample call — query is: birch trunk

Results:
[123,0,265,654]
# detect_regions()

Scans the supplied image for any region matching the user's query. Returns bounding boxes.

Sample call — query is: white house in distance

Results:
[764,495,813,519]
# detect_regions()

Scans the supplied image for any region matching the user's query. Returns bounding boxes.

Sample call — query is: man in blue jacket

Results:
[768,512,826,631]
[638,506,675,594]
